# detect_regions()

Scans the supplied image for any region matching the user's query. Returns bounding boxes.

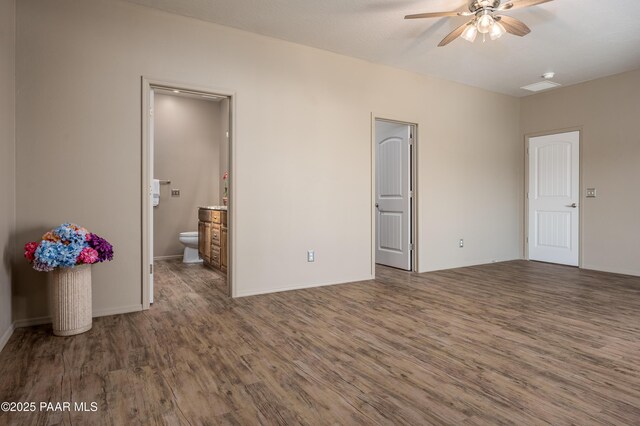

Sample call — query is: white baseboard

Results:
[418,257,522,274]
[0,323,15,353]
[234,259,521,298]
[12,304,144,330]
[154,255,182,261]
[236,275,374,298]
[93,304,144,317]
[13,316,51,328]
[581,264,640,277]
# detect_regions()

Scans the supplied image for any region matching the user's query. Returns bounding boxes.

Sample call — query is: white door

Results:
[149,88,155,304]
[528,131,580,266]
[375,120,412,270]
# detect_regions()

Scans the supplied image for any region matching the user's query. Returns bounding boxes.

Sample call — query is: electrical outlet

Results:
[171,189,180,197]
[459,239,464,248]
[307,250,315,262]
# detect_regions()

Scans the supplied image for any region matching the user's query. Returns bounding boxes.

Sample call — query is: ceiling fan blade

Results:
[497,15,531,36]
[405,11,462,19]
[438,21,471,47]
[499,0,553,11]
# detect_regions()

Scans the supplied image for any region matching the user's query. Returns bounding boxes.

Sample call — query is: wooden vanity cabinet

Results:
[198,208,227,274]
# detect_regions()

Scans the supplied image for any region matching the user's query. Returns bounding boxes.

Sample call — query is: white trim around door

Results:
[141,77,238,308]
[371,114,419,275]
[526,130,581,266]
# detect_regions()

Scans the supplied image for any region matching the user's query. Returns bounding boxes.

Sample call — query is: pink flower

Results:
[77,247,99,264]
[24,242,39,262]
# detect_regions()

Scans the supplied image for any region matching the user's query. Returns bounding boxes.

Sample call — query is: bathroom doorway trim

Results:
[370,113,420,276]
[141,77,237,308]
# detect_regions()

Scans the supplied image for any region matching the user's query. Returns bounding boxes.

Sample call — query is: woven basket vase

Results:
[49,264,92,336]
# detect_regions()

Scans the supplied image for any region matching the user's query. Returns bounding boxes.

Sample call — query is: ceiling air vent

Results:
[521,81,561,92]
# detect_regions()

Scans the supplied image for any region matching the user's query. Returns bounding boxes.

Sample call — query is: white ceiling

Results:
[126,0,640,96]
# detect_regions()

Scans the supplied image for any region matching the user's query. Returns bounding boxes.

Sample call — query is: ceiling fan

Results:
[405,0,553,47]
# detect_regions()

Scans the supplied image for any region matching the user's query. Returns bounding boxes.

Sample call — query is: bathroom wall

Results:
[13,0,521,320]
[154,93,222,258]
[521,69,640,276]
[0,0,15,348]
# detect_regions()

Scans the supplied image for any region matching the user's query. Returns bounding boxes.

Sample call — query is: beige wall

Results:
[153,93,222,257]
[0,0,15,346]
[521,70,640,276]
[13,0,522,320]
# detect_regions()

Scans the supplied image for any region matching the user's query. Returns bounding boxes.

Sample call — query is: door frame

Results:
[524,127,583,266]
[371,114,419,275]
[141,77,237,308]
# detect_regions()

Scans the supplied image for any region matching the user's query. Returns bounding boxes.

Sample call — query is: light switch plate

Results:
[586,188,596,198]
[171,189,180,197]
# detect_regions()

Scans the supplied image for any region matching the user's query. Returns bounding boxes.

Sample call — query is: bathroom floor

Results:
[154,258,227,303]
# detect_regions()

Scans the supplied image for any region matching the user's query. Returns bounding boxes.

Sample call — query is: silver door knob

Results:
[375,203,379,209]
[568,203,577,208]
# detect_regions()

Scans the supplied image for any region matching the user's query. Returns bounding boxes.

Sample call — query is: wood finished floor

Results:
[1,260,640,425]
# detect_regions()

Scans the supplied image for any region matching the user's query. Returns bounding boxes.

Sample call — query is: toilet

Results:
[178,231,202,264]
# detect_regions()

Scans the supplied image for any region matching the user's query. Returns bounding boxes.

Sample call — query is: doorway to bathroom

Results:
[142,79,235,308]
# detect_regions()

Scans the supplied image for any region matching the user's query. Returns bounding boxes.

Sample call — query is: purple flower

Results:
[88,233,114,262]
[32,260,54,272]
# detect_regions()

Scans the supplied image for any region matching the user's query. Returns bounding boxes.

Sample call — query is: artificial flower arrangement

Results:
[24,223,114,272]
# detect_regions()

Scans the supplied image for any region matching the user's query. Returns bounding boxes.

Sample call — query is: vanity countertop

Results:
[199,206,227,211]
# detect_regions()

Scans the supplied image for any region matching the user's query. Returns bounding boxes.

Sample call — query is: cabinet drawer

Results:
[211,210,221,224]
[198,209,222,223]
[209,245,221,266]
[211,227,221,245]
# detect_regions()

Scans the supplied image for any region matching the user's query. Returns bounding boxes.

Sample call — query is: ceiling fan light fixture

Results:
[477,13,494,34]
[461,23,478,43]
[405,0,551,47]
[489,21,506,40]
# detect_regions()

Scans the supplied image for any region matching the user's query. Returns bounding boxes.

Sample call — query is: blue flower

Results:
[53,223,87,245]
[35,240,84,268]
[35,241,60,268]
